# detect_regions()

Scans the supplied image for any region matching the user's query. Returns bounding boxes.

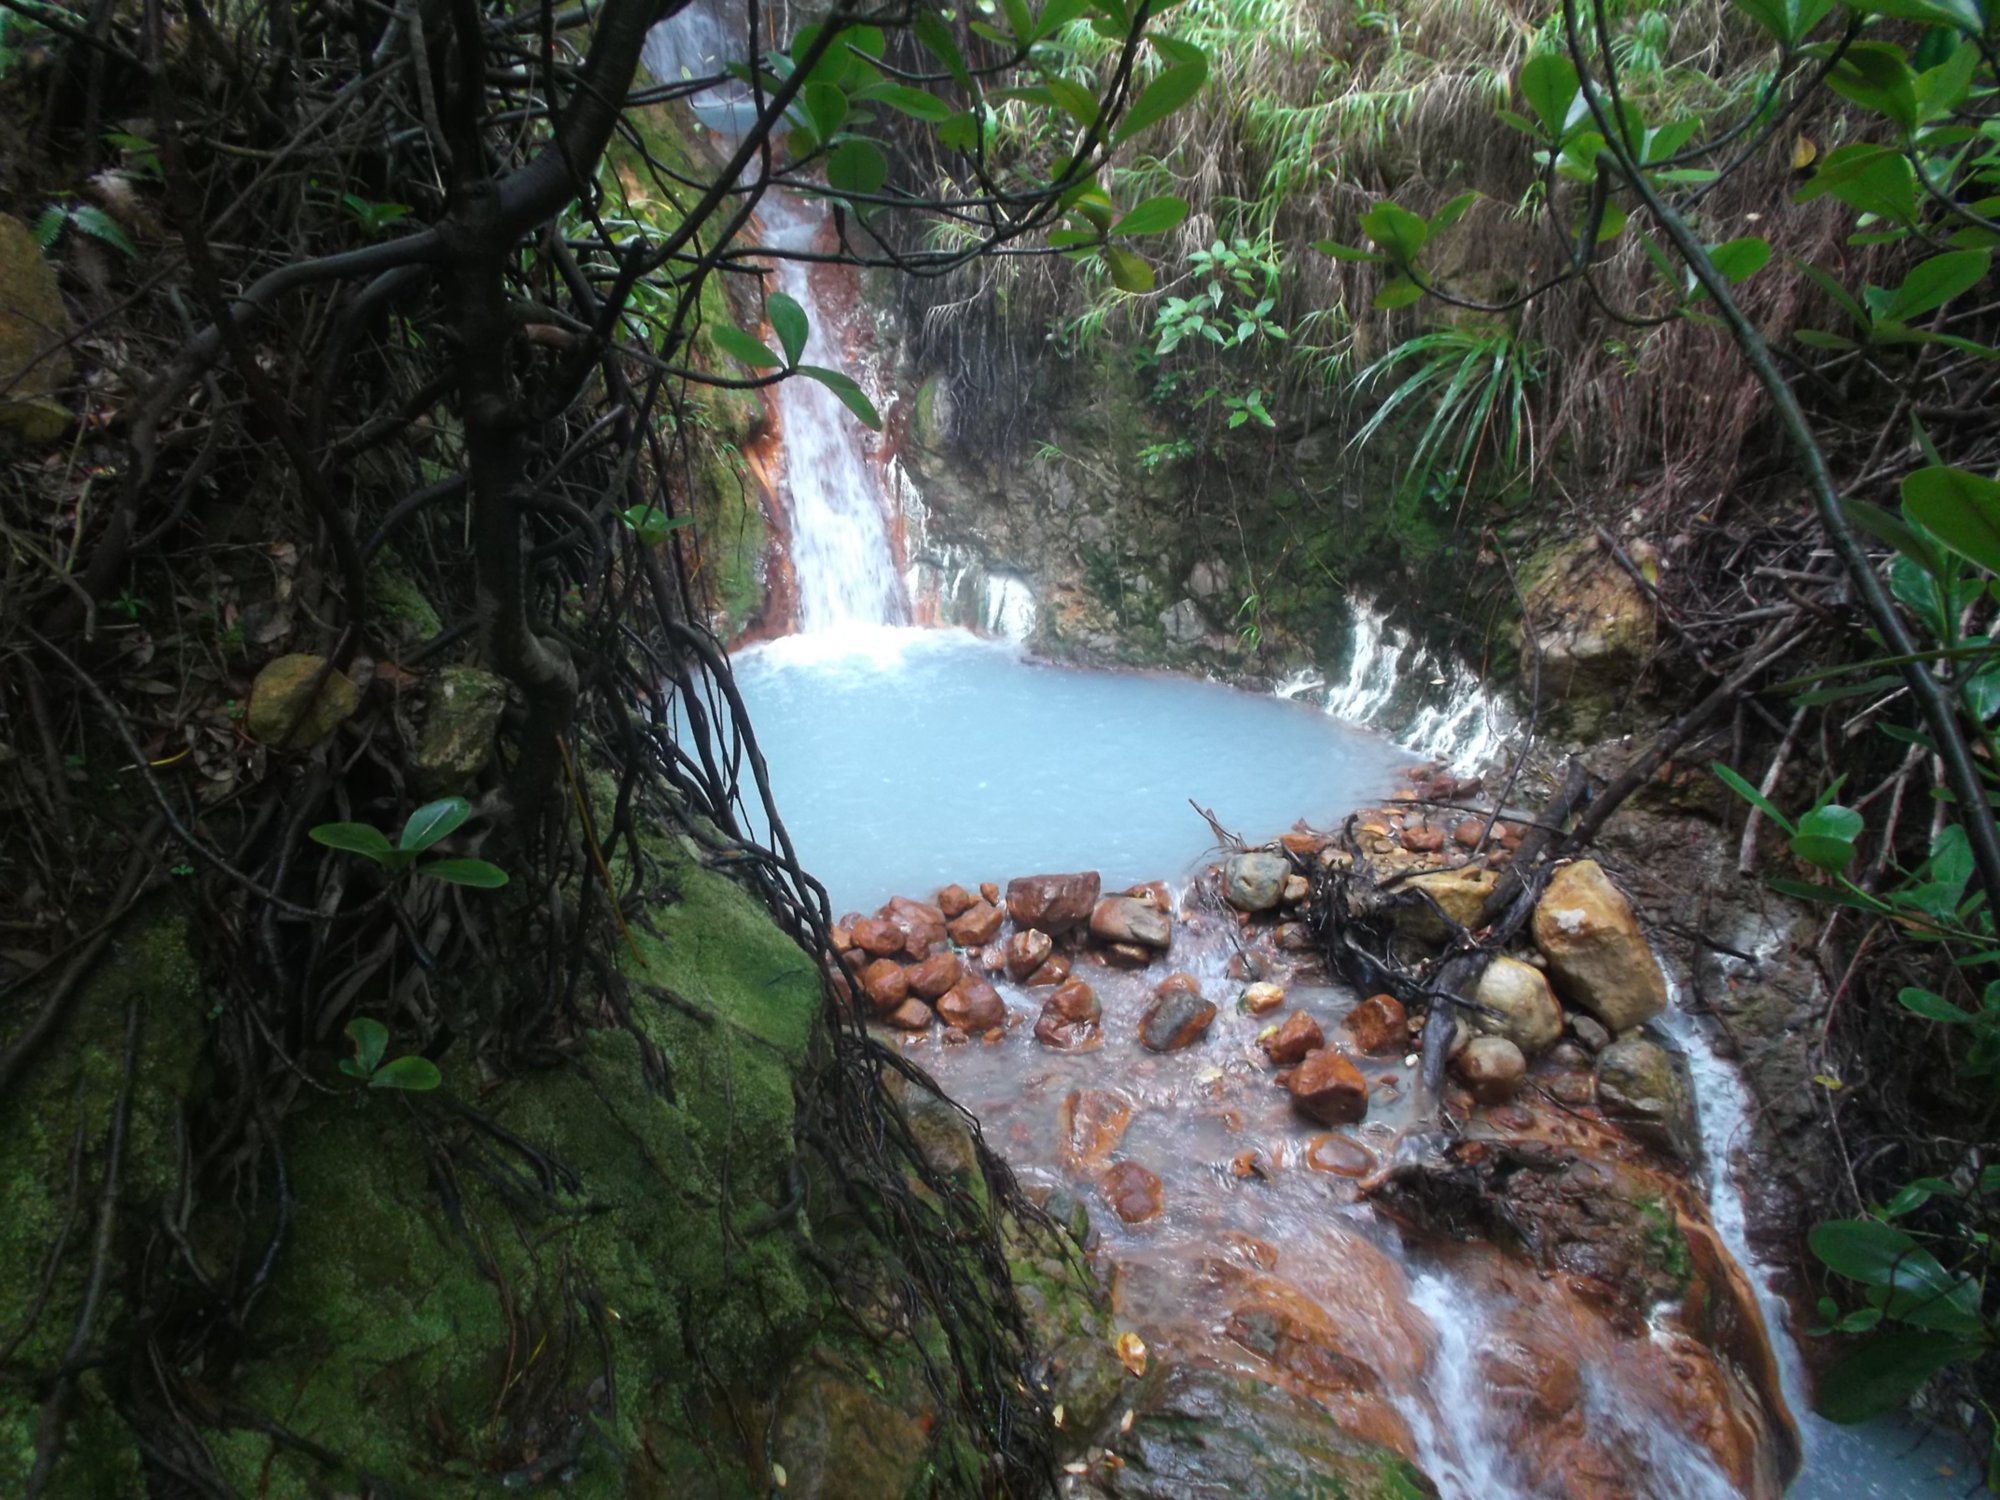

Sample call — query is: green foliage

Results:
[1348,326,1541,509]
[618,503,696,546]
[33,199,136,258]
[309,797,509,888]
[339,193,413,235]
[337,1018,442,1092]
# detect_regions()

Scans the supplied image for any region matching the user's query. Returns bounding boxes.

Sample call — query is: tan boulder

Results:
[1519,536,1657,734]
[247,654,361,748]
[1531,860,1667,1032]
[1394,865,1499,940]
[0,215,71,440]
[1472,956,1564,1057]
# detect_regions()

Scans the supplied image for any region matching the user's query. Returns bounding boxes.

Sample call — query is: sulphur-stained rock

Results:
[1260,1011,1323,1066]
[883,998,932,1031]
[937,974,1006,1033]
[1091,894,1172,951]
[1305,1133,1378,1178]
[1570,1012,1612,1053]
[1122,879,1173,910]
[1521,536,1657,732]
[1101,1161,1164,1224]
[1531,860,1668,1032]
[1402,824,1446,854]
[1272,922,1315,953]
[1281,874,1310,905]
[935,883,978,919]
[1025,955,1071,988]
[1473,956,1564,1057]
[1223,851,1291,912]
[1046,977,1100,1024]
[850,917,903,957]
[1140,987,1216,1052]
[946,899,1003,948]
[1341,993,1406,1055]
[884,896,948,957]
[247,654,361,748]
[1004,928,1053,981]
[1005,871,1100,934]
[1286,1049,1368,1126]
[1596,1035,1696,1160]
[1455,1036,1526,1104]
[1060,1088,1133,1168]
[1240,981,1285,1015]
[1033,1009,1099,1050]
[904,951,961,1001]
[1395,865,1499,940]
[859,958,908,1012]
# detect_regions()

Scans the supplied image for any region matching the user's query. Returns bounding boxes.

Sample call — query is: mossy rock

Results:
[0,214,71,441]
[414,664,508,791]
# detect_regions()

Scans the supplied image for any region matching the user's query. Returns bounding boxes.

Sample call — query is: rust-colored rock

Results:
[1260,1011,1324,1066]
[1286,1049,1369,1126]
[1305,1133,1378,1178]
[937,974,1006,1033]
[1100,942,1155,968]
[884,895,948,957]
[1272,922,1315,953]
[883,999,933,1031]
[1402,824,1446,854]
[1122,879,1173,910]
[1033,1009,1100,1050]
[851,917,904,957]
[905,951,962,1001]
[1060,1089,1132,1168]
[1101,1161,1164,1224]
[1024,955,1071,988]
[1281,830,1330,859]
[1045,977,1100,1024]
[1090,894,1172,951]
[946,899,1004,947]
[1153,971,1202,1001]
[935,883,978,919]
[1004,872,1100,935]
[1454,818,1487,849]
[859,958,909,1012]
[1341,993,1407,1055]
[1140,987,1216,1052]
[1004,928,1053,982]
[828,921,853,953]
[979,881,1000,905]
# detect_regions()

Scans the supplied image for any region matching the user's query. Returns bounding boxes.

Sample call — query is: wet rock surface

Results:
[1531,859,1668,1033]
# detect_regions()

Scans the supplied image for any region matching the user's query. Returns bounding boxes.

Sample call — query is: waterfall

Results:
[1307,599,1516,773]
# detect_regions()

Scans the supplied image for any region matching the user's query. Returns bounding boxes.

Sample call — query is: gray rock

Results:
[1159,597,1206,645]
[1455,1035,1527,1104]
[1223,852,1291,913]
[1596,1035,1698,1162]
[1187,557,1229,599]
[415,666,508,790]
[1570,1012,1613,1053]
[1090,895,1172,951]
[1139,987,1216,1051]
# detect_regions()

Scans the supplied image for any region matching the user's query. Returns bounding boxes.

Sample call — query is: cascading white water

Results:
[1306,599,1515,773]
[757,199,909,632]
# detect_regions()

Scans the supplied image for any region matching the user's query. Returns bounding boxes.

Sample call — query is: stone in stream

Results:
[1401,824,1446,854]
[1472,956,1564,1057]
[1004,928,1053,981]
[1394,865,1499,941]
[1033,1009,1099,1050]
[936,974,1005,1033]
[850,917,904,957]
[1530,859,1668,1032]
[1285,1049,1369,1126]
[1223,851,1291,913]
[1101,1160,1165,1224]
[883,998,932,1031]
[935,883,978,919]
[1140,985,1216,1051]
[1305,1133,1378,1178]
[1595,1035,1697,1160]
[1005,871,1100,935]
[1260,1011,1324,1067]
[1228,950,1270,982]
[1281,874,1310,905]
[1239,981,1285,1015]
[1090,894,1172,951]
[945,899,1004,948]
[904,951,961,1001]
[1570,1012,1612,1053]
[859,958,908,1012]
[1035,978,1101,1049]
[1024,955,1071,988]
[1340,993,1406,1055]
[883,895,948,957]
[1454,1035,1527,1104]
[1045,977,1101,1024]
[1272,922,1316,953]
[1059,1089,1133,1169]
[979,881,1000,905]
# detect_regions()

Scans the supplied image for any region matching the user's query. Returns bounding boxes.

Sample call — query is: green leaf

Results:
[309,822,396,862]
[803,81,849,140]
[1429,190,1479,233]
[1886,250,1991,323]
[619,504,694,546]
[1850,0,1983,32]
[712,325,783,371]
[1372,275,1425,310]
[66,204,136,257]
[1815,1331,1979,1424]
[1518,53,1578,141]
[854,82,953,123]
[1810,1218,1927,1284]
[1360,202,1430,263]
[937,111,980,153]
[1843,494,1943,577]
[1113,195,1188,236]
[1114,56,1208,144]
[825,139,888,199]
[1899,986,1973,1023]
[912,13,974,94]
[1313,239,1388,264]
[1796,144,1918,225]
[369,1054,442,1091]
[33,205,65,250]
[797,365,881,429]
[1708,236,1773,285]
[400,796,471,853]
[1043,77,1099,129]
[1824,42,1919,136]
[345,1017,388,1076]
[1105,245,1155,293]
[419,858,510,888]
[1902,466,2000,576]
[1792,804,1862,871]
[767,291,809,367]
[1710,762,1794,832]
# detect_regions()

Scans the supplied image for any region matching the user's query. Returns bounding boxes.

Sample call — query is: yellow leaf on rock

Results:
[1116,1331,1148,1377]
[1792,134,1817,171]
[773,1461,788,1488]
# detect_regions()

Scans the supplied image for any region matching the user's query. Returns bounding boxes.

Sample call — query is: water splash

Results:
[1308,600,1516,773]
[1399,1274,1520,1497]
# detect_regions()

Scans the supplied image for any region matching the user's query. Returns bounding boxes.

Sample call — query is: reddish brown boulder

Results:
[1091,895,1172,951]
[860,958,909,1012]
[1454,818,1487,850]
[1033,1010,1100,1050]
[883,999,933,1032]
[1045,978,1101,1024]
[905,951,962,1001]
[851,917,904,957]
[829,921,853,952]
[1153,971,1201,1001]
[1121,879,1172,910]
[1272,922,1315,953]
[1140,987,1216,1052]
[1004,872,1101,935]
[1060,1088,1133,1168]
[1402,824,1446,854]
[1286,1049,1369,1126]
[946,900,1004,948]
[937,974,1006,1033]
[979,881,1000,905]
[1101,1161,1164,1224]
[1004,929,1053,982]
[1341,993,1408,1055]
[1281,831,1330,859]
[884,896,948,957]
[935,883,978,919]
[1260,1010,1324,1066]
[1099,942,1155,968]
[1025,955,1071,988]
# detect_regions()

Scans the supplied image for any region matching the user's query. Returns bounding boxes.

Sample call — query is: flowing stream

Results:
[641,18,1976,1493]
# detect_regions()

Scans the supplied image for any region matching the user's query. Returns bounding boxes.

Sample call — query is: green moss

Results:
[367,544,444,645]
